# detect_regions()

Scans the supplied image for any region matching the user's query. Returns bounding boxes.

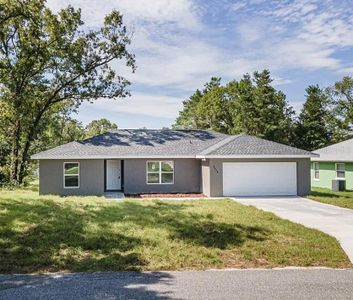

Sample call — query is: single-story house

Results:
[311,138,353,190]
[32,129,315,197]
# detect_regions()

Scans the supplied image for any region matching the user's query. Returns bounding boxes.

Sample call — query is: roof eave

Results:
[311,158,353,162]
[32,154,318,160]
[31,154,197,160]
[196,154,316,159]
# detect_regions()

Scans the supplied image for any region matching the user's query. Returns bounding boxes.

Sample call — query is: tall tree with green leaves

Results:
[173,90,203,129]
[333,76,353,124]
[43,116,85,147]
[196,84,228,132]
[0,0,135,184]
[226,74,256,135]
[249,70,294,144]
[295,85,332,151]
[174,70,294,144]
[229,70,295,145]
[85,118,118,138]
[174,77,221,129]
[329,76,353,141]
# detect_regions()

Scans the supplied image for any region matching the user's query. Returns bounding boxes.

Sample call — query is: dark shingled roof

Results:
[201,134,314,156]
[31,130,315,159]
[32,129,228,159]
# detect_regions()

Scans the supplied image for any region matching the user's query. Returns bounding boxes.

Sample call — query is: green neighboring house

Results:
[311,138,353,190]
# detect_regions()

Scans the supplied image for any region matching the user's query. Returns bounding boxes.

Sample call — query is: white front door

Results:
[223,162,297,196]
[106,160,121,190]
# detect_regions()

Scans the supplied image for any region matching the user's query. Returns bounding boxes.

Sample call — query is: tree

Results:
[294,85,332,151]
[0,0,135,184]
[173,89,203,129]
[225,74,256,135]
[46,117,85,145]
[249,70,294,144]
[174,70,295,144]
[330,76,353,140]
[174,78,222,129]
[85,118,118,138]
[228,71,295,144]
[0,133,11,184]
[196,83,228,132]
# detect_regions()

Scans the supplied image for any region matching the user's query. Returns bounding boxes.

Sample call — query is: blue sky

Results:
[47,0,353,128]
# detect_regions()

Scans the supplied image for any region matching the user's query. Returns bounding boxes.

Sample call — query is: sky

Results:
[46,0,353,129]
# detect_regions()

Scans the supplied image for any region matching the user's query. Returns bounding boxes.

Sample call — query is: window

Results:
[313,162,319,180]
[336,163,345,179]
[147,161,174,184]
[64,162,80,188]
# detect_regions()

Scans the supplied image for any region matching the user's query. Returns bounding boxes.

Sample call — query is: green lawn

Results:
[0,189,351,274]
[310,188,353,210]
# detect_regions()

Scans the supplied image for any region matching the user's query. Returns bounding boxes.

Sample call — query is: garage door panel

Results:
[223,162,297,196]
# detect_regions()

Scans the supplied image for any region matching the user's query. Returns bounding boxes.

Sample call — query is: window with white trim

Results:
[146,161,174,184]
[64,162,80,188]
[336,163,345,179]
[313,162,319,180]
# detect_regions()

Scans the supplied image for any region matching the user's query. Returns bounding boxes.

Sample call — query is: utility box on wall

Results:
[332,179,346,192]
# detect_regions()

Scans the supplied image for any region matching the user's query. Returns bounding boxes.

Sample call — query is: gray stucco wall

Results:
[39,157,310,197]
[201,160,210,197]
[39,159,104,196]
[123,158,201,194]
[202,158,311,197]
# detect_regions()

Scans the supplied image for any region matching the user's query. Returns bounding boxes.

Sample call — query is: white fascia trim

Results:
[32,155,196,160]
[196,154,315,159]
[311,158,353,162]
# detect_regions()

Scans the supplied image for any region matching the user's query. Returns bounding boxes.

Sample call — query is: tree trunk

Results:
[10,120,21,183]
[18,109,46,184]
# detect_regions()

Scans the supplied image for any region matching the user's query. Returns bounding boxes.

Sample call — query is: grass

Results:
[0,189,351,274]
[310,187,353,210]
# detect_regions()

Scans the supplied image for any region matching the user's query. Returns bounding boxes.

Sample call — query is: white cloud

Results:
[46,0,353,126]
[337,66,353,74]
[267,39,340,70]
[272,77,293,86]
[232,0,353,75]
[47,0,201,30]
[127,41,231,90]
[47,0,353,91]
[82,92,183,119]
[263,0,353,66]
[236,21,264,45]
[231,2,247,12]
[113,0,201,30]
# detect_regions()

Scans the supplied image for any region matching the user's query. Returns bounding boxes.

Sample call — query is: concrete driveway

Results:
[232,196,353,262]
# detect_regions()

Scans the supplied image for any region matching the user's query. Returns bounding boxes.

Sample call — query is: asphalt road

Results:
[1,269,353,300]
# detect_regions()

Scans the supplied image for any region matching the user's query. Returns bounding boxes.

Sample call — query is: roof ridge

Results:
[199,134,241,155]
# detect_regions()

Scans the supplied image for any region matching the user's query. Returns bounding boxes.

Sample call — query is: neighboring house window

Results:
[336,163,345,179]
[147,161,174,184]
[64,162,80,188]
[313,162,319,180]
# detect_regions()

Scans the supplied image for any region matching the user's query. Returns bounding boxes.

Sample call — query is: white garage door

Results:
[223,162,297,196]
